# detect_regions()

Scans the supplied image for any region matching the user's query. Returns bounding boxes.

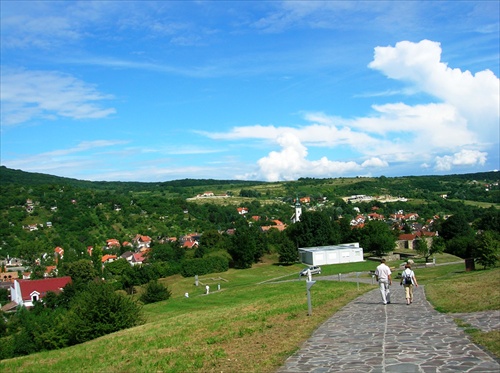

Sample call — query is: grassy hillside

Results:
[1,254,498,372]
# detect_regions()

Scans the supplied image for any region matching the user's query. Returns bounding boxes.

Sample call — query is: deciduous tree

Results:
[474,231,500,269]
[359,220,396,257]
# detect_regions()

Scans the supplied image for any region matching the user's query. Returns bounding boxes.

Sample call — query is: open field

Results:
[447,198,500,209]
[1,254,499,372]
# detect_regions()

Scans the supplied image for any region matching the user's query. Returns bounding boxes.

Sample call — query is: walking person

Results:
[374,258,392,305]
[400,263,418,305]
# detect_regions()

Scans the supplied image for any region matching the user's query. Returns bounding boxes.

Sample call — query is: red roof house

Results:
[10,276,72,308]
[102,254,117,264]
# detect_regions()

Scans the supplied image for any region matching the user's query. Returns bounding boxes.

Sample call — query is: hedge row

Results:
[180,256,229,277]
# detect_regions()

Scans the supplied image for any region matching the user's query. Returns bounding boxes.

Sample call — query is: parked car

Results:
[300,265,321,276]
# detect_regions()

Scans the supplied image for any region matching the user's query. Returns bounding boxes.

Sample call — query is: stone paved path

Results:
[277,283,500,373]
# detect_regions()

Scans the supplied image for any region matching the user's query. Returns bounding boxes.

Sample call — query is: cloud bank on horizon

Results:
[0,1,499,182]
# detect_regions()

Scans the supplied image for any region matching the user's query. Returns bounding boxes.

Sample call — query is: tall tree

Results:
[228,225,256,269]
[359,220,396,257]
[440,212,473,241]
[287,211,340,248]
[414,237,444,262]
[277,234,299,264]
[474,231,500,269]
[91,246,103,275]
[60,259,98,286]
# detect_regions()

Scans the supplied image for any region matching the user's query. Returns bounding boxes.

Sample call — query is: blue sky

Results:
[1,1,499,182]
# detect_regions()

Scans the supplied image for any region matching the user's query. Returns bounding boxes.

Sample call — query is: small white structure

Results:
[299,242,364,266]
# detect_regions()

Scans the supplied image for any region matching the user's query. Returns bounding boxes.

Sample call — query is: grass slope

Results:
[1,255,499,372]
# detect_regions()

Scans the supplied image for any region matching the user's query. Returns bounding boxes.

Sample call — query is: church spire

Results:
[292,195,302,223]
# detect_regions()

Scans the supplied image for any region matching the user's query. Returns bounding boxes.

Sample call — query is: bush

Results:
[140,280,172,304]
[63,280,143,345]
[180,256,229,277]
[151,261,182,277]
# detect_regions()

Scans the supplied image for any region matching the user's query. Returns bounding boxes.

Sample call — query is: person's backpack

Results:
[403,271,412,285]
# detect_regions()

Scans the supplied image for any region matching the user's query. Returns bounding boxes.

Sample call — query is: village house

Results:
[178,233,200,249]
[350,214,366,226]
[106,238,121,249]
[132,234,152,249]
[237,207,248,215]
[367,213,385,221]
[102,254,117,264]
[120,251,146,266]
[44,266,57,278]
[260,219,287,232]
[4,276,72,310]
[0,270,19,282]
[396,231,437,250]
[54,247,64,264]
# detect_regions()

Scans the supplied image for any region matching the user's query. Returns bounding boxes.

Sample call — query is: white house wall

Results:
[299,244,364,266]
[11,281,23,305]
[313,252,326,265]
[327,251,339,264]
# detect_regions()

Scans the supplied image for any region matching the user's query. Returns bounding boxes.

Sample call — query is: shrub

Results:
[180,256,229,277]
[63,280,143,345]
[140,280,172,304]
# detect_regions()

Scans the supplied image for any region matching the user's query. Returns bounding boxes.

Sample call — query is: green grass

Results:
[1,271,371,372]
[453,320,500,359]
[447,199,500,209]
[1,254,499,371]
[425,265,500,359]
[425,266,500,312]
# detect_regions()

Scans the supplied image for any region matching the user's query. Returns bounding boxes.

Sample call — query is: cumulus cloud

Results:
[252,132,387,181]
[368,39,499,142]
[0,68,116,125]
[434,149,487,171]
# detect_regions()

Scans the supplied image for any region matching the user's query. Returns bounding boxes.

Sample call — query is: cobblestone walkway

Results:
[277,283,499,373]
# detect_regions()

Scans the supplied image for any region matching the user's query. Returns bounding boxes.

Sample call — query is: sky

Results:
[1,1,499,182]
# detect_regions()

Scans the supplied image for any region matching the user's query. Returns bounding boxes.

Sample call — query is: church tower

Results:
[291,195,302,223]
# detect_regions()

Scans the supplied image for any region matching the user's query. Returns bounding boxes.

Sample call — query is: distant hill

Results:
[1,166,498,203]
[0,166,261,191]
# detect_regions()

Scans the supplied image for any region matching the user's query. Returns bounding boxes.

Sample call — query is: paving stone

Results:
[277,282,500,372]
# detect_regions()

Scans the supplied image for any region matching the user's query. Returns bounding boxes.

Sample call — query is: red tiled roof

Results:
[398,234,416,240]
[134,234,151,242]
[102,254,117,263]
[133,252,146,263]
[183,240,198,248]
[261,225,286,232]
[18,277,71,301]
[45,266,57,274]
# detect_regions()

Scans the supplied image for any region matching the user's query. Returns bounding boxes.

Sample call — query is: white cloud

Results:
[253,132,384,182]
[0,69,116,125]
[434,149,487,171]
[361,158,389,168]
[233,39,499,180]
[368,39,500,142]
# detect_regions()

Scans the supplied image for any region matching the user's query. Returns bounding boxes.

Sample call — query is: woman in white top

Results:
[400,263,418,305]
